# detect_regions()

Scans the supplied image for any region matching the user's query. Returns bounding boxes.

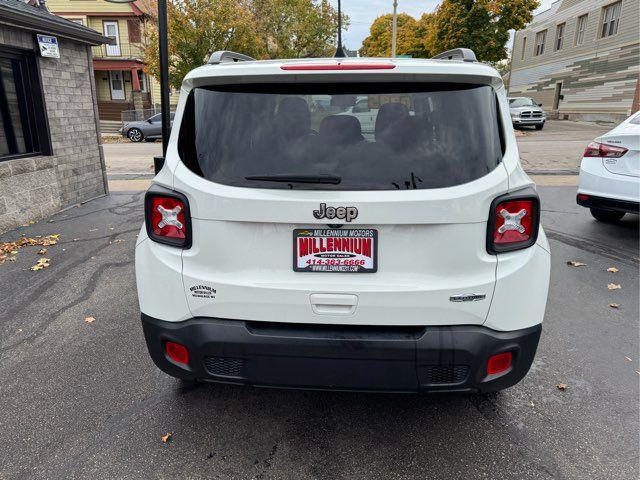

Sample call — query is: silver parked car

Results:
[508,97,546,130]
[119,113,175,142]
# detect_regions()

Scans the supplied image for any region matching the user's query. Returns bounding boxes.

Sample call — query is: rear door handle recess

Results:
[310,293,358,316]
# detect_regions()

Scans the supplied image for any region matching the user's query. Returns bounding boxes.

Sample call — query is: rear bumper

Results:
[576,194,639,214]
[141,314,541,393]
[578,158,640,208]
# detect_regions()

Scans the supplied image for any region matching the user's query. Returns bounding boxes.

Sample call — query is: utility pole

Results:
[157,0,170,156]
[335,0,346,57]
[391,0,398,58]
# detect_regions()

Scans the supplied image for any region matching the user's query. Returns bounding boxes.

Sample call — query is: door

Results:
[147,113,162,136]
[553,81,563,110]
[103,21,121,56]
[109,71,125,100]
[176,81,510,327]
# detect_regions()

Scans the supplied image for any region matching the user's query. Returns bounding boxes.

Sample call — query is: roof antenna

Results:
[334,0,346,58]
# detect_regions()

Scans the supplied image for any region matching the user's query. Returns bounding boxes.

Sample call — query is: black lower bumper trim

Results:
[577,194,639,214]
[141,314,541,393]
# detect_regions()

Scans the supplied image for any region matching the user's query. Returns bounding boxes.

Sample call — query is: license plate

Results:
[293,228,378,273]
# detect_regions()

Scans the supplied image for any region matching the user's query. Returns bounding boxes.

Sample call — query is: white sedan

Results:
[577,112,640,222]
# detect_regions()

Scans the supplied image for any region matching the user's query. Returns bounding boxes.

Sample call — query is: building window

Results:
[575,14,588,45]
[0,48,51,161]
[534,30,547,56]
[68,18,84,26]
[521,37,527,60]
[554,23,565,51]
[601,1,621,38]
[103,21,121,56]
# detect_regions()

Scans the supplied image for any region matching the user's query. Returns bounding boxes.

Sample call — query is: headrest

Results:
[375,103,410,145]
[274,97,310,138]
[319,115,364,145]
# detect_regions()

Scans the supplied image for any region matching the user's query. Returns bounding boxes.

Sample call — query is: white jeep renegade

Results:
[135,49,551,393]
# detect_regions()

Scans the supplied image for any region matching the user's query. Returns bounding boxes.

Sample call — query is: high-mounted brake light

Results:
[583,141,628,158]
[487,352,512,375]
[144,189,192,248]
[487,190,540,254]
[281,63,396,71]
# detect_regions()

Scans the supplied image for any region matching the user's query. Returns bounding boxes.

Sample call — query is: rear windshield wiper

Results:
[245,174,341,185]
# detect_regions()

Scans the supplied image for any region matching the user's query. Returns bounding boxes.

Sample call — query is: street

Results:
[0,184,637,479]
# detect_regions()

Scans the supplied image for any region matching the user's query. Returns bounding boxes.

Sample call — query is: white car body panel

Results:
[136,57,549,332]
[578,112,640,202]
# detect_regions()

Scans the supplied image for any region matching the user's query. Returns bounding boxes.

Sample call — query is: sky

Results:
[328,0,556,50]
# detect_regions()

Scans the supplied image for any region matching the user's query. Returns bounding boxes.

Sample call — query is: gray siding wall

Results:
[0,25,107,233]
[510,0,640,121]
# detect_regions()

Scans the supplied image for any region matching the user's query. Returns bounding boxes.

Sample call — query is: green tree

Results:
[361,13,431,58]
[252,0,343,59]
[143,0,343,90]
[143,0,261,90]
[425,0,538,62]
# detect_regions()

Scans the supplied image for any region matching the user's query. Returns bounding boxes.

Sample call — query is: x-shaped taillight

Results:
[156,205,183,229]
[497,208,527,234]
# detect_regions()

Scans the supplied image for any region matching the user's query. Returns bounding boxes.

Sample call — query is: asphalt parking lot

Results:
[0,184,638,479]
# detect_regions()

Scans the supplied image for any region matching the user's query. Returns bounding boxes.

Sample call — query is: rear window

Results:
[179,83,503,190]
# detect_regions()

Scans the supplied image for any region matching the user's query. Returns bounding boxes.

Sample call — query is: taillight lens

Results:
[145,190,192,248]
[583,141,628,158]
[165,341,189,365]
[487,191,540,254]
[487,352,512,375]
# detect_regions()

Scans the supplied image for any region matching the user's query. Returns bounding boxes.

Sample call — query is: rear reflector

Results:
[144,190,192,248]
[281,63,396,71]
[583,141,628,158]
[165,341,189,365]
[577,194,589,202]
[487,352,512,375]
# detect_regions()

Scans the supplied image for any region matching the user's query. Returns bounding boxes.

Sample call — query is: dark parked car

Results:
[119,112,175,142]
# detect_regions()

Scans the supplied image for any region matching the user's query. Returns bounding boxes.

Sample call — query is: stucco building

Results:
[509,0,640,122]
[0,0,110,233]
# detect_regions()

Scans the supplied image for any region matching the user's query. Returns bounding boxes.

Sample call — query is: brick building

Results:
[0,0,110,233]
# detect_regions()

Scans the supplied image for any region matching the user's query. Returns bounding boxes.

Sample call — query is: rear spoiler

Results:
[207,51,256,65]
[431,48,477,62]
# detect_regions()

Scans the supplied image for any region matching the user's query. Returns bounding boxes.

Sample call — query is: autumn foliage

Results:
[142,0,343,90]
[362,0,539,62]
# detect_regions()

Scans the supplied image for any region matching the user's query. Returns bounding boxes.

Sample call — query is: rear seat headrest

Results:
[375,102,413,150]
[319,115,364,146]
[274,97,311,138]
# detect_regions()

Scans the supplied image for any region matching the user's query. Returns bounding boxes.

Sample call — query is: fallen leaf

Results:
[609,303,620,309]
[607,283,621,290]
[84,316,95,324]
[30,258,50,271]
[8,257,16,262]
[556,383,567,391]
[161,433,172,444]
[625,357,632,362]
[636,370,640,376]
[567,261,587,267]
[529,401,535,407]
[38,248,47,255]
[607,267,619,273]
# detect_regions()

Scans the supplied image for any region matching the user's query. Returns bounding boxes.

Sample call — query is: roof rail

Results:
[431,48,477,62]
[208,51,256,65]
